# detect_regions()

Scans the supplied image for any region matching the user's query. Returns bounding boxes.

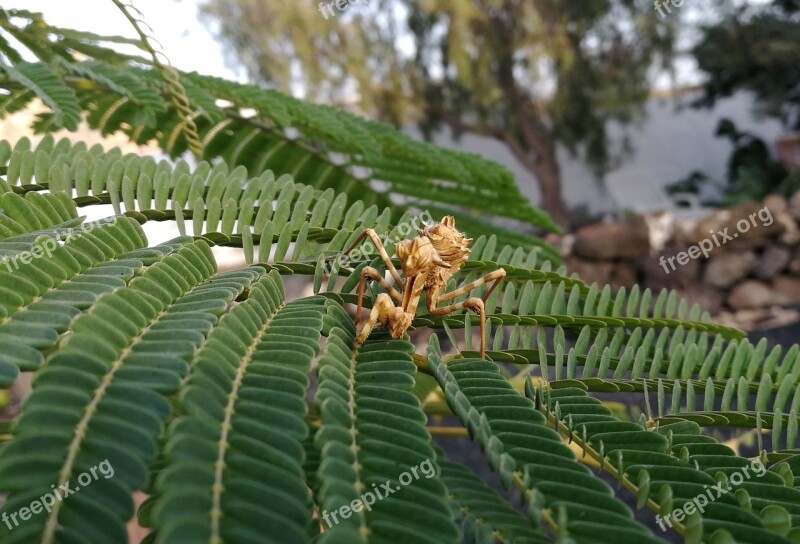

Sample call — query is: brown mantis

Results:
[340,215,506,358]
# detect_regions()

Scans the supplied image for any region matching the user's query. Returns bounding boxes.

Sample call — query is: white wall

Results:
[408,91,786,219]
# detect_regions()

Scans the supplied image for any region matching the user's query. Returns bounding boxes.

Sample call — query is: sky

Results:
[4,0,240,80]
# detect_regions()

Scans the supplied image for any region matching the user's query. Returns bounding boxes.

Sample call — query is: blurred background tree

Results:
[670,0,800,204]
[199,0,678,228]
[693,0,800,131]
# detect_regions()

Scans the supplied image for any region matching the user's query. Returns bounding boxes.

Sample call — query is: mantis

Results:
[341,216,506,358]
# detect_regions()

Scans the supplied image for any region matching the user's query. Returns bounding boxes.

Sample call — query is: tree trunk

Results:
[428,107,571,231]
[501,125,571,231]
[527,148,570,231]
[492,40,571,231]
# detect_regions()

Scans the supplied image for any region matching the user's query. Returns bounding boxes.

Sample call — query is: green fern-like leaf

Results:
[0,9,799,543]
[151,272,327,543]
[0,61,81,130]
[314,305,458,544]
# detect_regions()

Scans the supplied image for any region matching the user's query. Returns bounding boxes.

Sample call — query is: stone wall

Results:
[561,194,800,328]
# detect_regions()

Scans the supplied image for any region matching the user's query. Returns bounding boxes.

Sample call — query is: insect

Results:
[340,216,506,358]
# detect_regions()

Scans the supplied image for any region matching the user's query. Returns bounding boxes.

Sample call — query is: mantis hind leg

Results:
[427,297,487,359]
[437,268,506,303]
[427,269,506,359]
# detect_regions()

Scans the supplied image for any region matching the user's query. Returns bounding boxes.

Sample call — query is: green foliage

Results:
[150,272,327,543]
[693,1,800,131]
[439,456,550,544]
[0,62,81,130]
[0,139,798,543]
[313,310,456,544]
[428,338,664,544]
[0,8,798,542]
[201,0,677,165]
[0,9,560,242]
[682,1,800,206]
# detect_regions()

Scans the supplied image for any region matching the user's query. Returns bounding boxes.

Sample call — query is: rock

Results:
[611,261,638,289]
[755,307,800,329]
[643,211,674,252]
[778,211,800,245]
[643,246,701,290]
[566,257,613,286]
[740,201,784,240]
[555,233,575,257]
[679,285,725,314]
[715,308,789,331]
[789,190,800,221]
[693,208,732,242]
[727,280,775,310]
[764,193,788,215]
[572,216,650,260]
[671,218,699,247]
[693,201,783,248]
[543,232,564,248]
[703,251,758,288]
[772,276,800,305]
[754,245,791,280]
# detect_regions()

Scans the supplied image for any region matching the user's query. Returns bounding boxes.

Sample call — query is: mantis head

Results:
[395,237,449,278]
[421,216,472,267]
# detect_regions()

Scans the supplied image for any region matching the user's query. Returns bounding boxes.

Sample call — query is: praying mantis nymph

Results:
[341,215,506,358]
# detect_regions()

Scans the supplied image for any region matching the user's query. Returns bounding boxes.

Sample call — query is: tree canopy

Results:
[200,0,678,227]
[693,0,800,130]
